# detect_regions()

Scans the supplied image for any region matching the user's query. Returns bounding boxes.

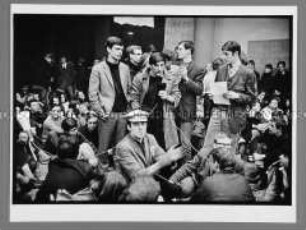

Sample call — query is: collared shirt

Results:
[115,133,166,181]
[228,60,241,78]
[129,134,152,163]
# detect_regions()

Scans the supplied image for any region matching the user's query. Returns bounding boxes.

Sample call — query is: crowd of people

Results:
[13,36,292,204]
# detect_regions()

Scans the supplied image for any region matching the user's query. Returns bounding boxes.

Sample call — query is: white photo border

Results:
[10,4,297,223]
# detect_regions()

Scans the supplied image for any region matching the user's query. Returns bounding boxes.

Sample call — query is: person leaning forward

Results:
[169,132,245,197]
[88,36,131,158]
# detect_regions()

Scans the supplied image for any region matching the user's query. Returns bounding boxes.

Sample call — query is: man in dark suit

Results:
[247,60,260,94]
[57,55,77,100]
[176,41,206,161]
[274,61,291,101]
[88,36,131,158]
[33,52,57,101]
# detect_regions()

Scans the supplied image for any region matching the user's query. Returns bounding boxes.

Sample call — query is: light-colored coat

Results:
[130,67,181,149]
[88,61,131,117]
[115,133,165,182]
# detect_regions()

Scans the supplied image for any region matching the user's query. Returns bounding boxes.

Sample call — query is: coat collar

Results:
[101,60,128,96]
[128,134,152,166]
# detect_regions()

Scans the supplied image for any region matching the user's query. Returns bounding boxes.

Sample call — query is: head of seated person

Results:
[61,117,78,135]
[213,132,233,149]
[211,147,244,174]
[190,147,255,204]
[93,170,128,203]
[120,175,161,203]
[57,136,79,160]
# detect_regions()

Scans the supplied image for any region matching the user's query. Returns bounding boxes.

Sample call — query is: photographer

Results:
[130,52,181,150]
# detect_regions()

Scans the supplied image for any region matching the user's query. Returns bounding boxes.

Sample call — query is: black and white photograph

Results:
[10,4,297,222]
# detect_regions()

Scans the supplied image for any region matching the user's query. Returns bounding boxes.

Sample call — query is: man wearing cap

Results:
[114,110,183,182]
[88,36,131,156]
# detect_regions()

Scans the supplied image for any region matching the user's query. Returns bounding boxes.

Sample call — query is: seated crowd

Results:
[13,37,291,204]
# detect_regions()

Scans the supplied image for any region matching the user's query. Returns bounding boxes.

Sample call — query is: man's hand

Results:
[196,111,204,119]
[178,66,188,81]
[167,146,184,162]
[223,90,240,100]
[158,90,168,100]
[159,146,183,167]
[255,123,270,132]
[98,113,109,121]
[205,93,214,100]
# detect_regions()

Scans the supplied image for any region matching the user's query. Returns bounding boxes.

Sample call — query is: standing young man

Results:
[126,45,144,81]
[88,36,131,157]
[200,41,256,157]
[176,41,206,161]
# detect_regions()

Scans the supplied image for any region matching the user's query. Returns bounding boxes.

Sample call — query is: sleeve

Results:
[125,65,132,104]
[169,155,202,183]
[196,95,204,115]
[42,120,50,138]
[129,73,143,110]
[167,75,182,108]
[232,70,257,105]
[88,66,105,118]
[182,67,206,95]
[149,135,166,161]
[115,144,144,180]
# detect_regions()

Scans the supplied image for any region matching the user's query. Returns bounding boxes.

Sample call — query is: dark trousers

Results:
[98,113,127,155]
[58,85,74,100]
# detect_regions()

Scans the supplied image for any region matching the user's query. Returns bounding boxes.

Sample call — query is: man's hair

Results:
[162,49,176,62]
[105,36,123,49]
[221,41,241,56]
[277,60,286,67]
[51,104,62,111]
[61,117,77,132]
[178,41,195,54]
[145,44,157,53]
[121,176,161,203]
[126,45,142,55]
[212,57,225,70]
[149,52,165,65]
[97,171,128,203]
[265,63,273,70]
[27,99,39,106]
[57,136,78,159]
[211,147,244,173]
[248,60,255,66]
[269,96,280,104]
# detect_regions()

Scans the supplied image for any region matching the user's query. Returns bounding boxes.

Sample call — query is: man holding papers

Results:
[200,41,256,157]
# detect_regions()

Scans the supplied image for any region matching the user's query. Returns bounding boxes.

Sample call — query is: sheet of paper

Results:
[211,81,230,105]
